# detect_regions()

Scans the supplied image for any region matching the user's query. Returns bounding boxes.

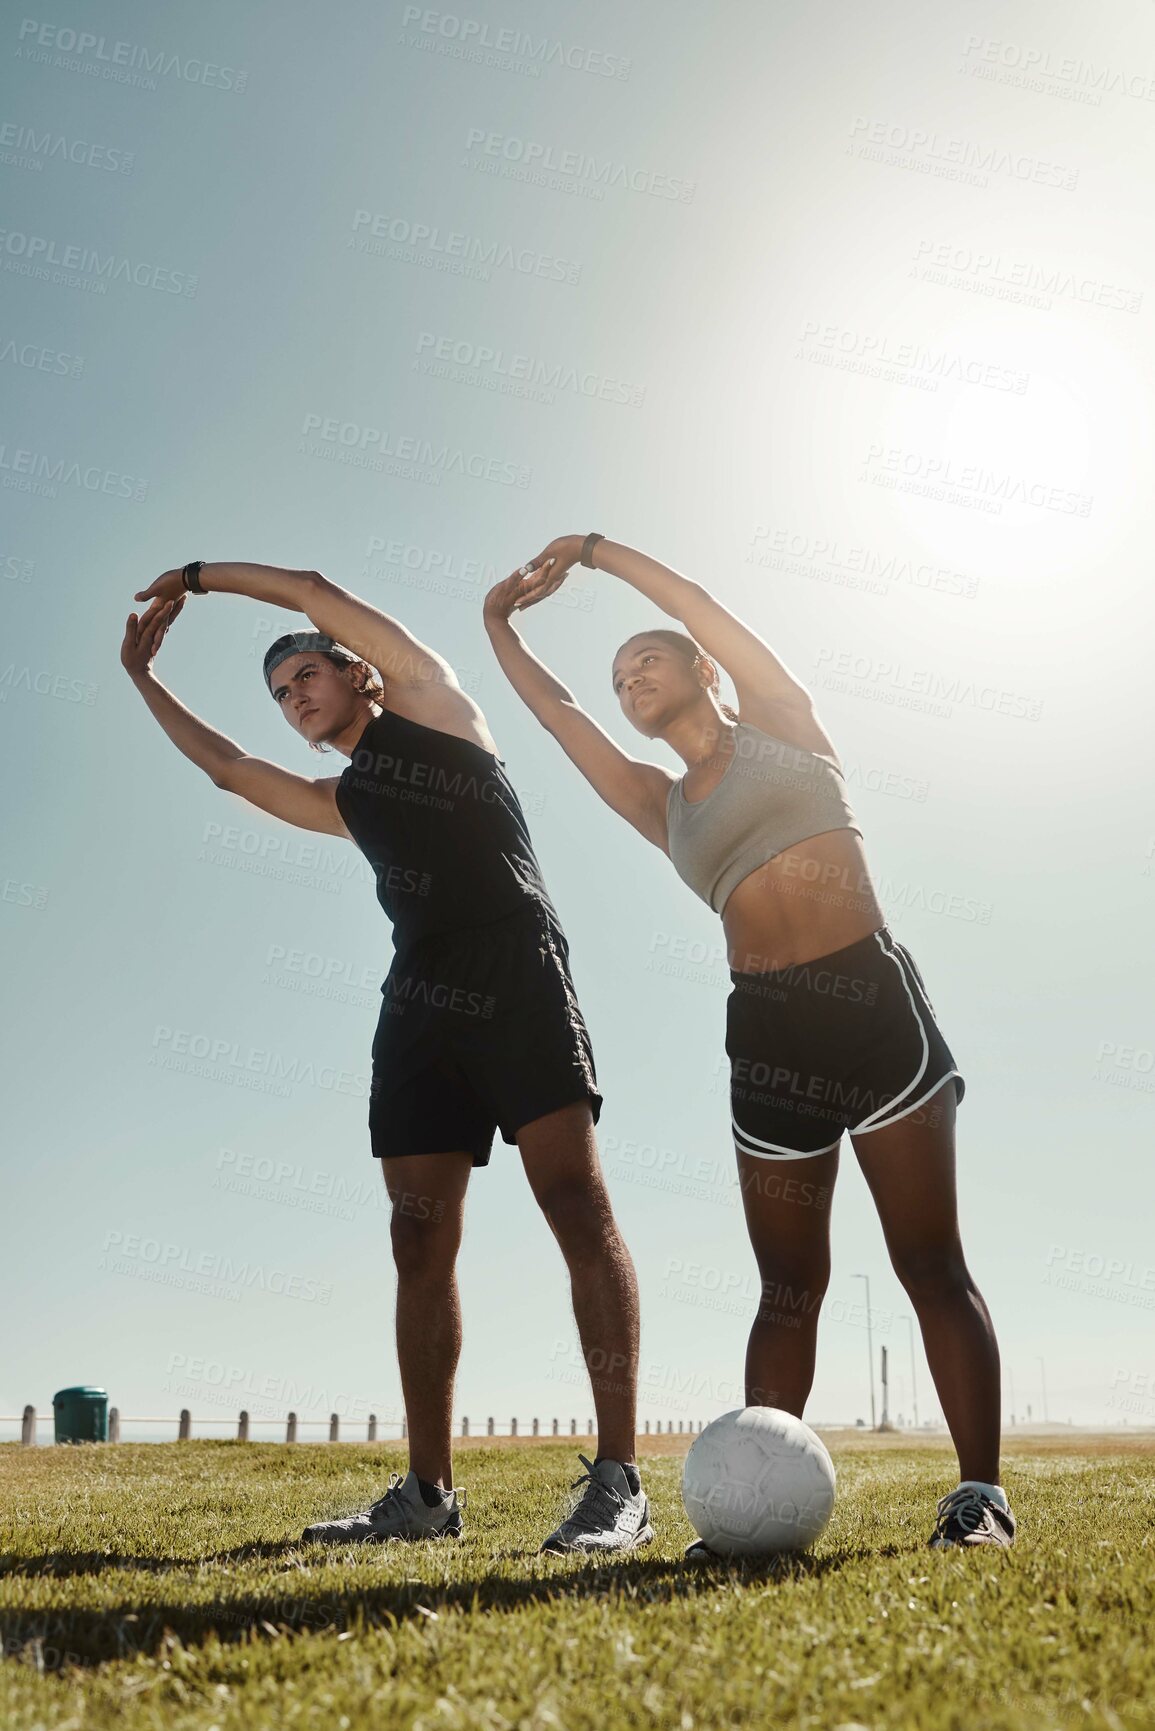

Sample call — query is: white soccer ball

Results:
[682,1406,836,1556]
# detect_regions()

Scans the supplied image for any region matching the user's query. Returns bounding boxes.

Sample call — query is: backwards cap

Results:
[263,631,359,694]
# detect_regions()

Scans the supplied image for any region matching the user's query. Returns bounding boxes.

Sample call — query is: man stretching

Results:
[122,558,652,1554]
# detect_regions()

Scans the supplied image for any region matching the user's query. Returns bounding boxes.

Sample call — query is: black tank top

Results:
[333,707,558,955]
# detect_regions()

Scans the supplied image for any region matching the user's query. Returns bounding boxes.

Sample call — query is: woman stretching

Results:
[484,533,1015,1553]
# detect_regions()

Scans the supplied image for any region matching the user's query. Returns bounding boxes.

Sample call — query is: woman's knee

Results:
[891,1242,970,1305]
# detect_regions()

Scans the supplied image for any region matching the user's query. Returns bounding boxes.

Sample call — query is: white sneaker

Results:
[301,1469,465,1544]
[539,1454,654,1556]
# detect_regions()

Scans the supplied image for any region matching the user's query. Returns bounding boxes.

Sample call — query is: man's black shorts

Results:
[368,897,603,1166]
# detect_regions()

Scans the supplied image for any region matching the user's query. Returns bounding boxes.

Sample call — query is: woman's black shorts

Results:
[727,925,964,1160]
[368,897,602,1167]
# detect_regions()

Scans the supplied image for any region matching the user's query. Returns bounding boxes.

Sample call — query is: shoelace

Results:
[561,1456,627,1535]
[367,1473,407,1520]
[931,1486,990,1542]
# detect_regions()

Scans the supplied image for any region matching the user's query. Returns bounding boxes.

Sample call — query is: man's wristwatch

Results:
[182,560,206,594]
[579,532,604,569]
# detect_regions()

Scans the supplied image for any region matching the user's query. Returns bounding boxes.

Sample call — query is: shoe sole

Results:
[928,1535,1014,1550]
[301,1522,464,1545]
[540,1523,655,1557]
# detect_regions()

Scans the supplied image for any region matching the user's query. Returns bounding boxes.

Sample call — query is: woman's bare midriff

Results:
[720,828,886,974]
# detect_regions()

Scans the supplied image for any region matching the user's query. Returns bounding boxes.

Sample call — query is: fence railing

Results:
[7,1407,705,1446]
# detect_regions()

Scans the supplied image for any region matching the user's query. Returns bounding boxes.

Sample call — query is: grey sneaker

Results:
[301,1469,465,1545]
[539,1455,654,1556]
[928,1486,1016,1549]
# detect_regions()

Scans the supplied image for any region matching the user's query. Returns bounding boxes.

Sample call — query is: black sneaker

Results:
[929,1486,1016,1549]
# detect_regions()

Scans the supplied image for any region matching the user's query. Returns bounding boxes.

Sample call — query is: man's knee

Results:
[389,1198,461,1278]
[537,1176,612,1255]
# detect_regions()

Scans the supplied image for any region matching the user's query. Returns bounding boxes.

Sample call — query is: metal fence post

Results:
[179,1408,191,1440]
[21,1406,35,1447]
[487,1416,494,1436]
[329,1413,339,1443]
[108,1407,120,1444]
[368,1413,377,1442]
[238,1410,250,1442]
[462,1416,469,1437]
[286,1412,298,1443]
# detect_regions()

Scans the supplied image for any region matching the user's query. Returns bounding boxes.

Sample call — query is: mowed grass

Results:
[2,1436,1153,1731]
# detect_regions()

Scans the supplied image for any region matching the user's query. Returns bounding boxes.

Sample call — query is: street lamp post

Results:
[853,1273,877,1429]
[900,1313,919,1429]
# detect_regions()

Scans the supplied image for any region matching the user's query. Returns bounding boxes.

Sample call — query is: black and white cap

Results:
[263,630,358,693]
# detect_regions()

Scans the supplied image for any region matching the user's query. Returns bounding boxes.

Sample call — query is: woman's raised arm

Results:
[483,566,673,851]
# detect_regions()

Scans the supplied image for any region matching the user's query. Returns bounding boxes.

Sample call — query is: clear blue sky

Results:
[2,0,1152,1444]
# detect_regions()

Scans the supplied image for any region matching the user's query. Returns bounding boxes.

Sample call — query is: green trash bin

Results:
[53,1386,109,1444]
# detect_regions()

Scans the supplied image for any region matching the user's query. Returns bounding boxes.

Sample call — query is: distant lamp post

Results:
[853,1273,877,1429]
[899,1313,919,1429]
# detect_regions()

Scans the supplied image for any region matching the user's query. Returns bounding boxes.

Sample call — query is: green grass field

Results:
[2,1434,1152,1730]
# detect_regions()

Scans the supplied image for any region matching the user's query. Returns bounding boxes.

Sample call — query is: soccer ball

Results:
[682,1406,836,1556]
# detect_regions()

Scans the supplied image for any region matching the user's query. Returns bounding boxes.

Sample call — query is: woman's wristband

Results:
[182,560,206,594]
[579,532,604,569]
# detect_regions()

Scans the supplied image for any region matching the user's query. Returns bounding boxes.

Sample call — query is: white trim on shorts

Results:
[849,933,942,1135]
[852,1070,961,1137]
[732,1119,842,1162]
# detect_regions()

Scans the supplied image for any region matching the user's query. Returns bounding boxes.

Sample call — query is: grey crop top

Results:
[665,720,862,913]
